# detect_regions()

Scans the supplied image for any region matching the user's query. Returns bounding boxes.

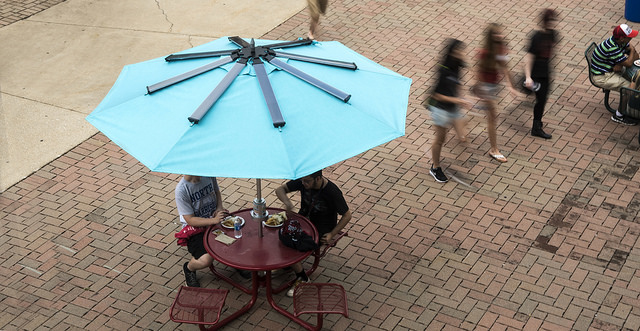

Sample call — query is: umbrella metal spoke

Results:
[165,49,237,62]
[266,57,351,102]
[188,59,248,124]
[147,36,355,125]
[147,56,235,94]
[253,58,286,128]
[262,38,313,50]
[273,51,357,70]
[229,36,252,48]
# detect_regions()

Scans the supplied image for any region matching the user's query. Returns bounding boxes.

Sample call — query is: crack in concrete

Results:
[1,91,83,115]
[154,0,174,32]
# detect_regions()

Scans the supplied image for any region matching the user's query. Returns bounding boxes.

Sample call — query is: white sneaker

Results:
[286,278,307,297]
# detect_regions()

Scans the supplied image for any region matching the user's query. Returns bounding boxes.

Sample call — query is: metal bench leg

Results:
[306,249,321,277]
[604,89,618,114]
[315,314,324,331]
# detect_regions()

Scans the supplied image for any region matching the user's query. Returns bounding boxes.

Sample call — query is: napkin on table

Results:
[215,233,236,245]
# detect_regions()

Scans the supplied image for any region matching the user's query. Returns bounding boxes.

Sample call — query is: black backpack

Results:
[278,219,318,252]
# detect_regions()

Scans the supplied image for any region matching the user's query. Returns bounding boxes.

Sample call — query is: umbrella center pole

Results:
[251,179,268,237]
[251,198,268,237]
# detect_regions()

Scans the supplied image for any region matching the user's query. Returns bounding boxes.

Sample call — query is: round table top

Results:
[204,208,318,271]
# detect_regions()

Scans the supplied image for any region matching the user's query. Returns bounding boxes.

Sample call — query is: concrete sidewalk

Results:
[4,0,640,330]
[0,0,305,192]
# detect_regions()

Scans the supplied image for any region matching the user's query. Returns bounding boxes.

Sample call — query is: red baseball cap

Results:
[613,24,639,38]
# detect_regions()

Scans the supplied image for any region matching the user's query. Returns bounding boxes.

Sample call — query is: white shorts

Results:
[429,105,462,127]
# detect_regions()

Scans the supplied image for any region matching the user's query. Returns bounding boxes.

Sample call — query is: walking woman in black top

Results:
[427,39,472,183]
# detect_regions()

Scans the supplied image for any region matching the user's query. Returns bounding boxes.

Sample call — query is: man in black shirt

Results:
[275,169,351,296]
[524,9,558,138]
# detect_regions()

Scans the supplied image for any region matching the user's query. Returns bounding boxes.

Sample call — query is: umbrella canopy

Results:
[87,37,411,180]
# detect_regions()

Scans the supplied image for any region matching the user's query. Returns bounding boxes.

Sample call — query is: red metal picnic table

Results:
[203,207,319,330]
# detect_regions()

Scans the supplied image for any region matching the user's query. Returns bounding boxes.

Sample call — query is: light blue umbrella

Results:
[87,37,411,180]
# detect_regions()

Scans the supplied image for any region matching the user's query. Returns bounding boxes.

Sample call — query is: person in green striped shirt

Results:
[590,24,640,124]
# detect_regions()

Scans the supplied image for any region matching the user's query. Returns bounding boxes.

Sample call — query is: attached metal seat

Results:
[293,283,349,330]
[169,286,229,330]
[307,231,348,276]
[273,231,349,294]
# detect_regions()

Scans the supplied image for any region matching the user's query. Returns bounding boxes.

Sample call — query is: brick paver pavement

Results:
[3,0,640,330]
[0,0,66,28]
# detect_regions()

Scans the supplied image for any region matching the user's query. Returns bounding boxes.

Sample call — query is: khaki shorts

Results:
[591,72,630,92]
[307,0,328,19]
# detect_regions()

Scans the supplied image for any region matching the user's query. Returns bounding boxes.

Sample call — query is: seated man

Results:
[275,169,351,297]
[175,175,249,287]
[591,24,640,124]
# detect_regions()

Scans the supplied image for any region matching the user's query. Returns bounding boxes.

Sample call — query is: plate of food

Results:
[221,216,244,229]
[635,59,640,67]
[263,211,287,228]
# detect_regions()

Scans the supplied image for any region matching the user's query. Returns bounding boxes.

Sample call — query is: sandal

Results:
[489,152,508,163]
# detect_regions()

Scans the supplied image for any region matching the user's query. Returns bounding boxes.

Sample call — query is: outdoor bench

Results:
[169,286,228,330]
[293,283,349,331]
[619,87,640,143]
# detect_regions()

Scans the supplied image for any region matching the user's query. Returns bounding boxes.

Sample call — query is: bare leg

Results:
[188,253,213,271]
[308,16,319,40]
[431,126,447,168]
[452,118,467,143]
[291,262,303,273]
[486,101,501,155]
[306,0,321,40]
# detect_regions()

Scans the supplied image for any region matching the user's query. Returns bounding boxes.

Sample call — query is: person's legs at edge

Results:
[287,262,309,297]
[309,16,319,40]
[532,78,552,139]
[307,0,321,40]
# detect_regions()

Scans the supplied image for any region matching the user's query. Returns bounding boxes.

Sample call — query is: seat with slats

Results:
[585,42,617,114]
[293,283,349,331]
[169,286,228,330]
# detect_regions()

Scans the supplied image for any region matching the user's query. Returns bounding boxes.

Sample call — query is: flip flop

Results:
[489,152,508,163]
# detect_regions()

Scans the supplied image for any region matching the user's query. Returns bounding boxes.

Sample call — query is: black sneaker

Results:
[429,166,448,183]
[611,114,638,126]
[183,262,200,287]
[236,268,252,279]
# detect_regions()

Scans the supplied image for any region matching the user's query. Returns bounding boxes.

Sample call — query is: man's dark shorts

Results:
[187,232,207,259]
